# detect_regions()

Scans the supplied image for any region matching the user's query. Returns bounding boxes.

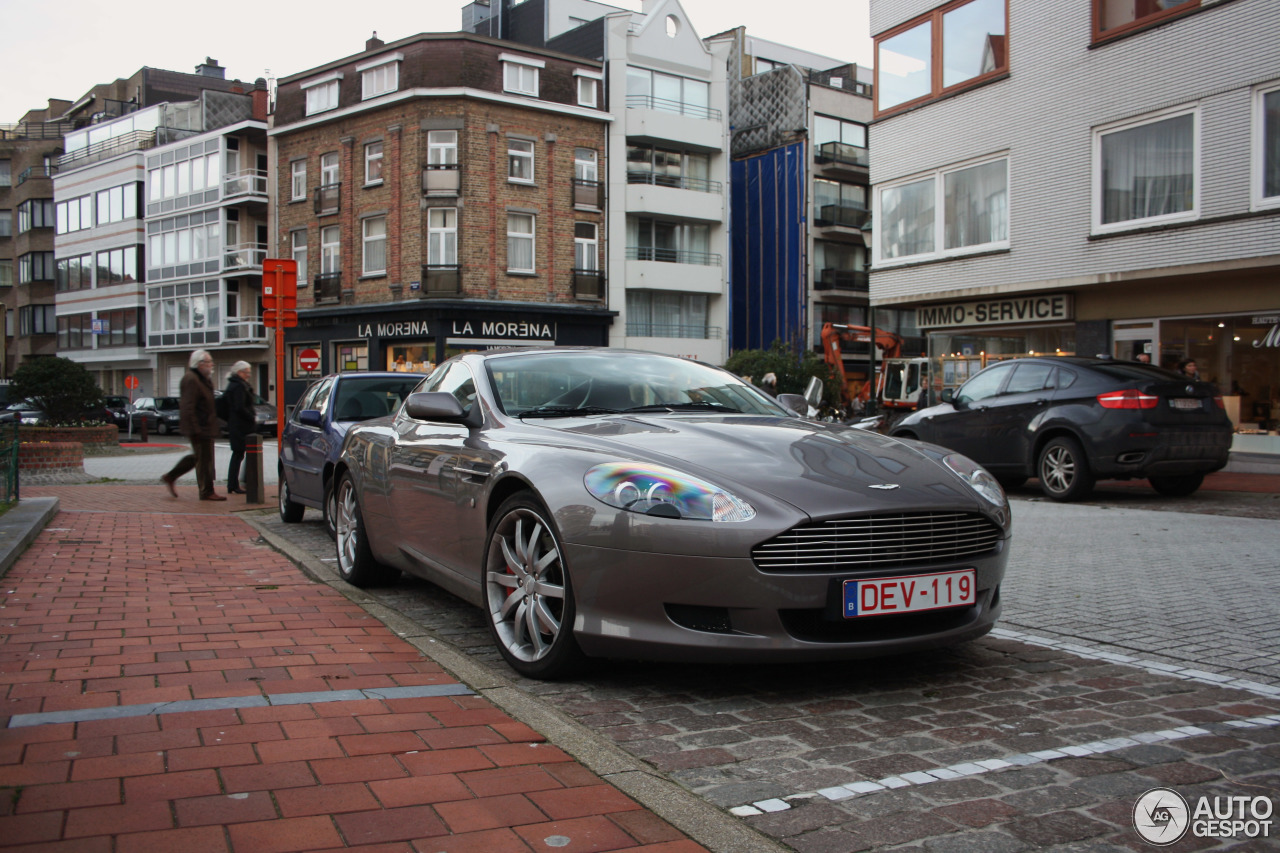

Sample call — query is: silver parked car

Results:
[334,348,1012,679]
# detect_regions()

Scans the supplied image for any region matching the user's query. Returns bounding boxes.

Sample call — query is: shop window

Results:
[386,343,435,373]
[335,341,368,373]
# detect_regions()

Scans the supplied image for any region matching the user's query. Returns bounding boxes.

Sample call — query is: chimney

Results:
[366,32,384,51]
[251,79,269,120]
[196,57,225,79]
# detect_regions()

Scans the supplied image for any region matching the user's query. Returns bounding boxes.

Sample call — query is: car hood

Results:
[524,414,993,519]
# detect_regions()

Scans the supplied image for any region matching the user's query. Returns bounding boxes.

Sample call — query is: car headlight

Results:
[943,453,1006,508]
[584,462,756,522]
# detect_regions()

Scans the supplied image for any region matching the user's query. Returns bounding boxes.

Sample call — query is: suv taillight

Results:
[1097,389,1158,409]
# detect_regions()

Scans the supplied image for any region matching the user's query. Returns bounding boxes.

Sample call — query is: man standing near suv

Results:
[160,349,226,501]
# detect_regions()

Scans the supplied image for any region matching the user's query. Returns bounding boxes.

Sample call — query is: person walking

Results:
[223,361,256,495]
[160,349,226,501]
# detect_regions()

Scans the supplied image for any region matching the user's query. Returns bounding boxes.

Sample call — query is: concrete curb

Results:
[0,497,60,580]
[242,512,790,853]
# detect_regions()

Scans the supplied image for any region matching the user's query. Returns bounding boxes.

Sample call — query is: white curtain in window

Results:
[428,208,457,265]
[508,214,534,271]
[1265,90,1280,199]
[881,177,935,259]
[944,159,1007,249]
[363,217,386,273]
[1102,113,1194,224]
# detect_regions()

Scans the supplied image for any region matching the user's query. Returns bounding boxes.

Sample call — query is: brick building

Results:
[270,32,611,404]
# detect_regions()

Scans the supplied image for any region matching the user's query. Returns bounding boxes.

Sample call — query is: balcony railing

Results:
[815,269,869,292]
[18,165,58,185]
[625,171,722,194]
[572,269,604,300]
[59,129,156,168]
[223,170,268,198]
[626,247,722,266]
[625,95,722,122]
[223,315,268,343]
[573,178,602,208]
[625,322,722,340]
[224,243,268,271]
[421,264,461,297]
[422,164,460,195]
[814,141,869,169]
[314,183,340,215]
[816,203,872,230]
[315,271,341,303]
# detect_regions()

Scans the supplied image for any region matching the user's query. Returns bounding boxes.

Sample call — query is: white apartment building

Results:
[868,0,1280,450]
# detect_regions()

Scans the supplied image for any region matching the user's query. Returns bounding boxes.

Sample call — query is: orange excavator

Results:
[820,323,930,422]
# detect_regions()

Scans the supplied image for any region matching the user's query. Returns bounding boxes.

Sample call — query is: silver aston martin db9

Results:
[334,348,1011,679]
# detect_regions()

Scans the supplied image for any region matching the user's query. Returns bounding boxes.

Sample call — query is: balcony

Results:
[224,243,268,272]
[814,141,869,179]
[624,322,722,340]
[223,170,268,199]
[573,179,602,209]
[223,315,268,344]
[315,271,341,303]
[572,269,604,300]
[814,268,869,292]
[59,129,156,168]
[420,264,461,297]
[626,95,721,122]
[313,183,340,216]
[624,248,722,294]
[626,172,721,194]
[815,203,872,231]
[625,96,723,150]
[625,247,721,266]
[625,172,723,221]
[422,165,460,196]
[17,165,57,185]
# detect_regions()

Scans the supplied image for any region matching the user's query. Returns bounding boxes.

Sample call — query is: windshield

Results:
[333,376,425,421]
[484,351,788,417]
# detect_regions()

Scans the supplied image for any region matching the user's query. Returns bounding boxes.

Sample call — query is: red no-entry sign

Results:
[299,348,320,372]
[124,375,140,390]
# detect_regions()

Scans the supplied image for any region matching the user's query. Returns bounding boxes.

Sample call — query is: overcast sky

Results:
[1,0,872,123]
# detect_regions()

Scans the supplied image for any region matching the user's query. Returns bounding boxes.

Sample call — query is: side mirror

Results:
[298,409,322,427]
[803,376,824,408]
[940,388,956,405]
[777,394,808,417]
[403,391,471,423]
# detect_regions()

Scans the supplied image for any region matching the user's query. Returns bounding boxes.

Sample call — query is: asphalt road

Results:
[243,488,1280,852]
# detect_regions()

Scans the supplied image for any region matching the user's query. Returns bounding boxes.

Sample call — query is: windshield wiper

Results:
[622,402,741,414]
[518,405,622,419]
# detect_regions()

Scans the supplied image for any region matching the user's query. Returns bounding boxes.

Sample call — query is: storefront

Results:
[282,301,615,406]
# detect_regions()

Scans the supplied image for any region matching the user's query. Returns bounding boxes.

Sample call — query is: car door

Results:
[979,361,1056,472]
[922,362,1016,464]
[285,378,333,504]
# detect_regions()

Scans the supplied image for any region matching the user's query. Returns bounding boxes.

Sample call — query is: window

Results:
[428,130,458,165]
[502,55,542,96]
[321,226,340,275]
[0,210,10,237]
[814,115,868,158]
[1253,83,1280,211]
[0,260,10,288]
[18,305,57,336]
[428,208,457,267]
[626,145,713,191]
[575,148,598,183]
[56,195,94,234]
[508,139,534,183]
[19,198,54,233]
[0,160,9,187]
[359,56,400,99]
[628,218,714,265]
[146,279,221,341]
[57,254,93,291]
[364,142,384,185]
[876,155,1008,263]
[291,230,308,280]
[321,152,340,187]
[507,213,535,273]
[18,252,55,283]
[956,362,1013,404]
[626,68,713,119]
[1094,107,1197,233]
[145,210,221,270]
[625,290,709,339]
[96,246,140,286]
[95,184,138,226]
[291,160,307,201]
[815,179,868,224]
[362,216,386,275]
[1095,0,1197,39]
[303,75,341,115]
[574,222,598,272]
[148,147,216,204]
[58,309,142,350]
[575,70,601,107]
[875,0,1007,114]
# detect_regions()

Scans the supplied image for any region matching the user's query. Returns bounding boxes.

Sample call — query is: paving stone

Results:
[921,830,1028,853]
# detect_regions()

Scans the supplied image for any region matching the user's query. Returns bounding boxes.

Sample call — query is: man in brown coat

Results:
[161,349,226,501]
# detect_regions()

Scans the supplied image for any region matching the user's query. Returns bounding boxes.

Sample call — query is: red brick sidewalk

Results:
[0,502,706,853]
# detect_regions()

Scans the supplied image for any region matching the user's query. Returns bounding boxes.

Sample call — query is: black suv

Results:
[890,357,1233,501]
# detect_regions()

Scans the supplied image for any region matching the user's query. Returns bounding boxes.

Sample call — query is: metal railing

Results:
[625,95,721,122]
[421,264,461,296]
[815,141,869,168]
[223,170,268,198]
[314,183,341,215]
[224,243,268,271]
[816,203,872,229]
[626,171,722,194]
[59,130,157,168]
[572,269,604,300]
[224,315,268,342]
[18,165,58,185]
[573,178,602,207]
[315,271,342,302]
[625,322,722,340]
[815,268,869,292]
[0,421,18,503]
[626,247,722,266]
[0,121,80,141]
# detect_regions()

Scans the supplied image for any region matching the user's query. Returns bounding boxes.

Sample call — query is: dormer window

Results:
[302,72,343,116]
[358,53,403,100]
[502,53,543,97]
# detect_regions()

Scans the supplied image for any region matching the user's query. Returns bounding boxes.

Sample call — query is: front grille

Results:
[753,512,1003,573]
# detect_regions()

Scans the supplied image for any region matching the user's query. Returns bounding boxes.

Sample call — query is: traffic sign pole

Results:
[261,259,299,457]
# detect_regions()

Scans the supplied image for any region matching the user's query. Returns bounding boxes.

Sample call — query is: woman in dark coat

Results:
[224,361,257,495]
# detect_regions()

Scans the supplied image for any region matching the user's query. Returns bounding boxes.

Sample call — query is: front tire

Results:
[1149,474,1204,497]
[1037,436,1094,501]
[483,494,585,680]
[278,465,305,523]
[157,420,168,435]
[335,472,397,587]
[322,478,338,540]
